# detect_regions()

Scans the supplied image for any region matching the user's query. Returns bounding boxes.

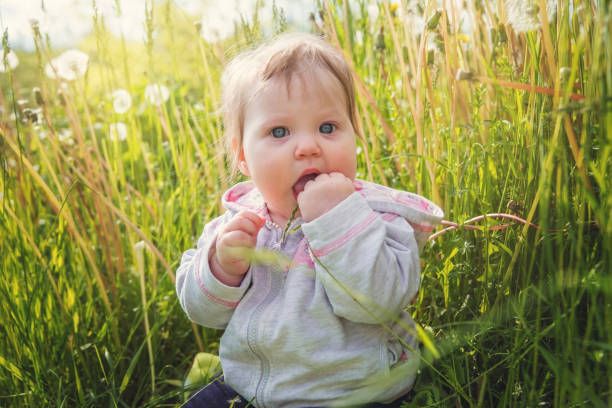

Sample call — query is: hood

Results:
[222,181,268,217]
[353,179,444,249]
[222,180,444,248]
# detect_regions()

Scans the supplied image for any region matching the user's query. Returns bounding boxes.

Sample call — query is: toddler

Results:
[176,32,443,407]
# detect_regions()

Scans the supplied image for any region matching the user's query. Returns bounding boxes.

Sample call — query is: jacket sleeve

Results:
[301,192,420,325]
[175,211,252,329]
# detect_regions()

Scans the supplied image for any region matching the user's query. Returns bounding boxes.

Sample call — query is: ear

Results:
[232,138,250,177]
[238,158,250,177]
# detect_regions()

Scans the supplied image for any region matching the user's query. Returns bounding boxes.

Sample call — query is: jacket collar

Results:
[222,179,444,247]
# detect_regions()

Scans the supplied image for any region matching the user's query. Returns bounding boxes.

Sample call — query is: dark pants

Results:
[182,376,412,408]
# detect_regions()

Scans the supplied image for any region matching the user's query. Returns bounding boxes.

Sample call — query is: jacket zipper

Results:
[246,226,285,408]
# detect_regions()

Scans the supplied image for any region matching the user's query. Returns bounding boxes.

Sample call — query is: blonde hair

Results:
[220,32,359,176]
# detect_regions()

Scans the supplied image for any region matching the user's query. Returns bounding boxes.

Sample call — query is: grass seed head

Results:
[426,9,442,31]
[33,87,44,106]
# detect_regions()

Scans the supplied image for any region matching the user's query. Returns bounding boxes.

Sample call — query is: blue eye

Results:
[319,123,335,134]
[271,127,288,138]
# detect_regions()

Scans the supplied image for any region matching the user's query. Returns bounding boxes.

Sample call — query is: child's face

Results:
[239,68,357,224]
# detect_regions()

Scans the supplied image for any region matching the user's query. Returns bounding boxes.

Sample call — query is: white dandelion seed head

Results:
[426,34,440,53]
[58,128,73,142]
[111,89,132,114]
[505,0,557,33]
[27,108,42,125]
[367,2,379,24]
[144,83,170,106]
[402,1,425,34]
[109,122,128,142]
[354,30,364,45]
[0,50,19,73]
[45,49,89,81]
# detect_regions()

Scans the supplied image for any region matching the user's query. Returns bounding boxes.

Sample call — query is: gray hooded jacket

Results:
[176,180,443,407]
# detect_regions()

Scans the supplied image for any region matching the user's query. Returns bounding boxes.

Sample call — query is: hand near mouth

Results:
[297,172,355,222]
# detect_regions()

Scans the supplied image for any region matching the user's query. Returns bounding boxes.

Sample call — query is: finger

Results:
[314,173,330,182]
[329,171,351,182]
[224,212,265,237]
[238,210,266,229]
[302,178,316,193]
[219,245,252,263]
[219,229,258,249]
[223,218,258,237]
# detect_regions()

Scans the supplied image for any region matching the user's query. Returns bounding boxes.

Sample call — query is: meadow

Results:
[1,0,610,406]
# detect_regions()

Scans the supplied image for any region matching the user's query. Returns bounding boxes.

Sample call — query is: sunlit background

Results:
[0,0,313,50]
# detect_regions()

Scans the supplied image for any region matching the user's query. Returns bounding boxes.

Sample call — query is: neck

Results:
[267,205,300,229]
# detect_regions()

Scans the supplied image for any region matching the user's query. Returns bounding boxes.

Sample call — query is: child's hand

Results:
[297,172,355,222]
[210,211,265,286]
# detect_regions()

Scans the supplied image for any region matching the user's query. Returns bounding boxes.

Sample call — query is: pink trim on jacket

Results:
[194,251,240,308]
[311,212,378,258]
[292,238,315,268]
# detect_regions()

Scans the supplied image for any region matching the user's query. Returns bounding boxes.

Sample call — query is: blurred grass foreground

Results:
[1,0,611,407]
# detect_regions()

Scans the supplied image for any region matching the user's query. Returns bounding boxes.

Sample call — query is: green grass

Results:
[1,0,610,406]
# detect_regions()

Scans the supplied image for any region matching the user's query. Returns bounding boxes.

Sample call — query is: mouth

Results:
[292,170,321,198]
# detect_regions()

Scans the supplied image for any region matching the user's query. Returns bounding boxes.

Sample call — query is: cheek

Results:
[337,141,357,177]
[345,155,358,179]
[244,145,282,177]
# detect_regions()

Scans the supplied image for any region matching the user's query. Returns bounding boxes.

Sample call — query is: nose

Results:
[294,132,322,159]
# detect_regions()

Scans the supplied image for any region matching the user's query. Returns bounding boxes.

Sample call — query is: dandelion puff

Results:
[59,50,89,79]
[505,0,557,33]
[144,83,170,106]
[58,128,73,142]
[112,89,132,114]
[45,49,88,81]
[354,30,364,45]
[45,63,58,79]
[109,122,128,142]
[0,50,19,73]
[367,2,379,24]
[403,0,425,34]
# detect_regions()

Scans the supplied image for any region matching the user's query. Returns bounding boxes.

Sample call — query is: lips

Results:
[292,170,320,198]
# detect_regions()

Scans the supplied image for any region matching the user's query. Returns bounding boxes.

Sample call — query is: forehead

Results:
[250,66,348,109]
